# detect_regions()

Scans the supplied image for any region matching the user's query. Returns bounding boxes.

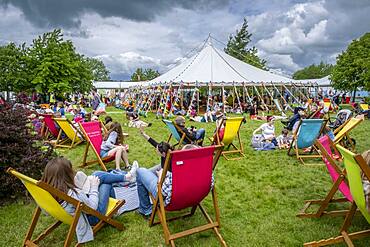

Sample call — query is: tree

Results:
[224,18,267,70]
[27,29,93,97]
[131,68,160,81]
[0,43,29,99]
[292,62,334,80]
[331,33,370,100]
[85,57,111,81]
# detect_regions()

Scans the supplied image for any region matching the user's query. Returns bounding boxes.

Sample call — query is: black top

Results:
[148,137,171,171]
[177,126,195,144]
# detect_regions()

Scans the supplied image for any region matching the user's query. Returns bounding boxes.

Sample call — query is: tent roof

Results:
[146,39,292,85]
[93,81,143,89]
[295,75,331,86]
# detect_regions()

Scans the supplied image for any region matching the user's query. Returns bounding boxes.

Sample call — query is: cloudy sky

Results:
[0,0,369,80]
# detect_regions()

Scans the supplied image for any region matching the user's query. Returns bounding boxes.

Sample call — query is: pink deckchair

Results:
[297,135,352,218]
[40,114,60,138]
[79,121,115,171]
[149,145,227,247]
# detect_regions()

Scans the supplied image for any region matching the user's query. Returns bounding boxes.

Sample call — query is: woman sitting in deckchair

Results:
[41,157,138,244]
[100,122,130,169]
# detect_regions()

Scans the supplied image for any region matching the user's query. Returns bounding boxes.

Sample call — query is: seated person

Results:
[174,116,205,145]
[283,108,305,131]
[276,128,292,149]
[53,102,66,117]
[41,157,138,244]
[253,116,277,146]
[128,112,152,128]
[104,116,114,130]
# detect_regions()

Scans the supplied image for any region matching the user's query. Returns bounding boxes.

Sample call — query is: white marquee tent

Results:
[144,39,293,86]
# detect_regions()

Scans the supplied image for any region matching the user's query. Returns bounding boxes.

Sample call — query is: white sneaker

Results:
[127,161,139,182]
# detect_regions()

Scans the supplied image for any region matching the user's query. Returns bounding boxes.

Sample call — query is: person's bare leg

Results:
[120,148,130,168]
[114,148,123,170]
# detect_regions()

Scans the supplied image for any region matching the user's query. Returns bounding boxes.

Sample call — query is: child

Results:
[41,157,138,244]
[101,122,130,169]
[128,112,151,128]
[276,129,292,149]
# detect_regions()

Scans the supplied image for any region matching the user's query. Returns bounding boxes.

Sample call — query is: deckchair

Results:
[297,135,353,218]
[360,103,369,111]
[304,146,370,246]
[212,117,245,160]
[79,121,115,171]
[149,145,227,247]
[288,119,327,165]
[334,117,363,151]
[7,168,124,247]
[54,118,84,148]
[162,119,202,148]
[40,114,60,139]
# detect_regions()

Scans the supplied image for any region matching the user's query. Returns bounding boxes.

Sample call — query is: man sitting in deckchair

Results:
[174,116,205,146]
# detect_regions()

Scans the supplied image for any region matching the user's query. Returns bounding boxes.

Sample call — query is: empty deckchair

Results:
[149,145,227,247]
[334,117,363,151]
[288,119,327,165]
[304,146,370,246]
[297,135,352,218]
[79,121,115,171]
[213,117,245,160]
[54,118,84,148]
[7,168,124,247]
[162,119,202,148]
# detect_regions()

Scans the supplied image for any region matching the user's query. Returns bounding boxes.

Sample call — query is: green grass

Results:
[1,107,370,246]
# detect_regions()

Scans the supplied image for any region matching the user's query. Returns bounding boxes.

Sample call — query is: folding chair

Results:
[7,168,124,247]
[304,145,370,246]
[149,145,227,247]
[54,118,84,148]
[212,117,245,160]
[79,121,115,171]
[334,117,363,151]
[39,114,60,140]
[162,119,202,149]
[297,135,353,218]
[360,104,369,112]
[288,119,327,165]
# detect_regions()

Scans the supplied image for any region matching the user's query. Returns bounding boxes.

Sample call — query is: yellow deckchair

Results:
[360,104,369,111]
[334,117,363,151]
[304,145,370,246]
[7,168,125,247]
[213,117,245,160]
[54,118,84,148]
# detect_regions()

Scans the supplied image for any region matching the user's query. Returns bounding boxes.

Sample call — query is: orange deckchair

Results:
[53,118,84,148]
[297,135,353,218]
[333,117,363,151]
[212,117,245,160]
[79,121,116,171]
[7,168,124,247]
[149,145,227,247]
[304,145,370,246]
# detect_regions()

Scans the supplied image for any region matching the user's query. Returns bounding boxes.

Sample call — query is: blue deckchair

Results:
[288,119,327,165]
[163,119,200,148]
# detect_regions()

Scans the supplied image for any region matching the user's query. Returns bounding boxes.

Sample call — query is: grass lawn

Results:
[1,107,370,246]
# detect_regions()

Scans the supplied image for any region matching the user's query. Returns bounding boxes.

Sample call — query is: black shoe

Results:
[148,123,152,127]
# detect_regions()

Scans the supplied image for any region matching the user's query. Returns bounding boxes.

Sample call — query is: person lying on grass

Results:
[41,157,138,244]
[100,122,130,169]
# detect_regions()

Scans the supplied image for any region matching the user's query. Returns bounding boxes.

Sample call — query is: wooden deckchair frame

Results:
[287,119,328,165]
[213,117,245,161]
[297,138,351,218]
[164,120,203,149]
[148,145,227,247]
[7,168,125,247]
[79,122,113,171]
[333,117,363,151]
[304,150,370,246]
[54,118,84,149]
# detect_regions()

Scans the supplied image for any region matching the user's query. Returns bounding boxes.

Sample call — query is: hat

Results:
[74,171,91,194]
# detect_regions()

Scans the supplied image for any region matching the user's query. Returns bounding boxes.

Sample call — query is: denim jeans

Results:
[195,128,205,140]
[136,168,158,216]
[88,171,126,225]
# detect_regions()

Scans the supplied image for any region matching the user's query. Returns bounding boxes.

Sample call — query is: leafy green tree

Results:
[85,57,111,81]
[131,68,160,81]
[293,62,334,80]
[225,18,267,70]
[27,29,93,97]
[331,33,370,99]
[0,43,29,99]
